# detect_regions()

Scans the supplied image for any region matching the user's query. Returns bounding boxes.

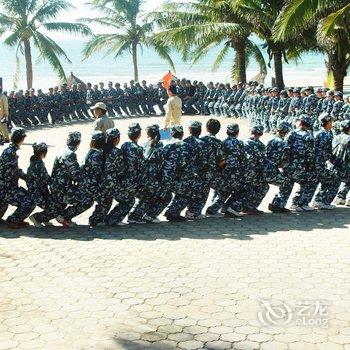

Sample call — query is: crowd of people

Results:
[0,99,349,228]
[1,78,350,143]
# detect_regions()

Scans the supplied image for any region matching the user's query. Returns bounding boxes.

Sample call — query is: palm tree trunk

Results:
[131,42,139,82]
[272,50,284,90]
[23,39,33,89]
[327,51,347,92]
[232,40,247,83]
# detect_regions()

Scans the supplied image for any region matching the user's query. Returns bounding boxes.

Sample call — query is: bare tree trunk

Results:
[272,50,284,90]
[23,39,33,89]
[132,42,139,82]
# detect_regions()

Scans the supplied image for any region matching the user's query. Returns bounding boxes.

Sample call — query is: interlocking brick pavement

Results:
[1,115,350,349]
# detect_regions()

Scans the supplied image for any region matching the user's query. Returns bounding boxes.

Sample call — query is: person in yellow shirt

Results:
[0,88,10,144]
[164,85,182,129]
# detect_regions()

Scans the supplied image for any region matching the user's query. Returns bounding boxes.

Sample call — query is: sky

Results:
[0,0,166,39]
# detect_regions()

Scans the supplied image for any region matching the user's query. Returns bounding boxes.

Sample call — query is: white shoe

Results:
[290,204,304,212]
[29,215,44,228]
[302,205,315,211]
[333,197,346,205]
[144,215,161,224]
[226,207,244,217]
[345,200,350,207]
[116,222,128,226]
[312,201,323,208]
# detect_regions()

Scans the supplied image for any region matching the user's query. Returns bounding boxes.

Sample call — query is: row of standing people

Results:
[0,114,349,228]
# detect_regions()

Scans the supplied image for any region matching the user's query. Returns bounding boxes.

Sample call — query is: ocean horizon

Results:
[0,38,348,91]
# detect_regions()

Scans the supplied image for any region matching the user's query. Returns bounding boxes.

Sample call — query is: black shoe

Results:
[166,214,187,222]
[268,204,290,214]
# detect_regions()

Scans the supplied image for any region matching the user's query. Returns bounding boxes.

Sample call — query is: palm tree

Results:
[274,0,350,91]
[152,0,266,84]
[0,0,91,89]
[81,0,175,82]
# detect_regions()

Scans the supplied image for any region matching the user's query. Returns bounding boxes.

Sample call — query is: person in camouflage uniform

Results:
[332,91,344,121]
[128,124,171,223]
[0,128,34,228]
[311,113,340,209]
[26,142,61,227]
[332,120,350,206]
[90,128,134,226]
[240,124,269,215]
[267,122,292,213]
[60,131,105,226]
[49,131,82,227]
[209,123,246,217]
[183,121,208,219]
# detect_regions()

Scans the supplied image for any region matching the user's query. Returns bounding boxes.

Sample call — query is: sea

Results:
[0,38,347,91]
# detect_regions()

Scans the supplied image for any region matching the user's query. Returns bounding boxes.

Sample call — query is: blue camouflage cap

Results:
[128,122,142,135]
[91,131,105,143]
[227,123,239,134]
[341,120,350,130]
[171,124,183,135]
[297,114,313,127]
[11,127,26,139]
[335,91,343,97]
[106,127,120,139]
[32,142,48,153]
[67,131,81,144]
[319,112,332,124]
[276,121,291,133]
[146,124,160,133]
[250,124,264,134]
[189,121,202,129]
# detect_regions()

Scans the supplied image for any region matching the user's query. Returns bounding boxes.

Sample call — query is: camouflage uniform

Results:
[62,132,104,223]
[0,128,34,224]
[313,114,340,205]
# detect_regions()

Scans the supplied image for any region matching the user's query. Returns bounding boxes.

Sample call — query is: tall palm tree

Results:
[152,0,266,84]
[274,0,350,91]
[0,0,91,89]
[81,0,175,82]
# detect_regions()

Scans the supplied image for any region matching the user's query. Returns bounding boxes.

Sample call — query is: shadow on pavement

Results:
[1,208,349,242]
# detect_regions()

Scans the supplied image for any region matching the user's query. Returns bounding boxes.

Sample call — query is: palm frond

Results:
[43,22,92,36]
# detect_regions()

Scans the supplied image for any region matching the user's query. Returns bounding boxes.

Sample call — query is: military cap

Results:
[298,114,313,127]
[271,87,279,93]
[106,127,120,139]
[341,120,350,130]
[171,125,183,135]
[11,127,26,139]
[32,142,48,153]
[280,89,288,97]
[128,122,142,135]
[316,87,323,93]
[293,88,301,93]
[319,112,332,124]
[300,88,307,94]
[326,90,334,96]
[334,91,343,97]
[67,131,81,144]
[227,123,239,134]
[91,131,105,143]
[250,124,264,134]
[146,124,160,133]
[189,121,202,129]
[276,121,291,133]
[305,86,313,91]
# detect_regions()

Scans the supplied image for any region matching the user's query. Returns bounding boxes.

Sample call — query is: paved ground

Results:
[1,115,350,350]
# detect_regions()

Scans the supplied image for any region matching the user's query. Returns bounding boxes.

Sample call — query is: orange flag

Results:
[162,71,173,89]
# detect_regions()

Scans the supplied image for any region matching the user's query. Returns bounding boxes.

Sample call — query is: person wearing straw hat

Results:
[91,102,114,133]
